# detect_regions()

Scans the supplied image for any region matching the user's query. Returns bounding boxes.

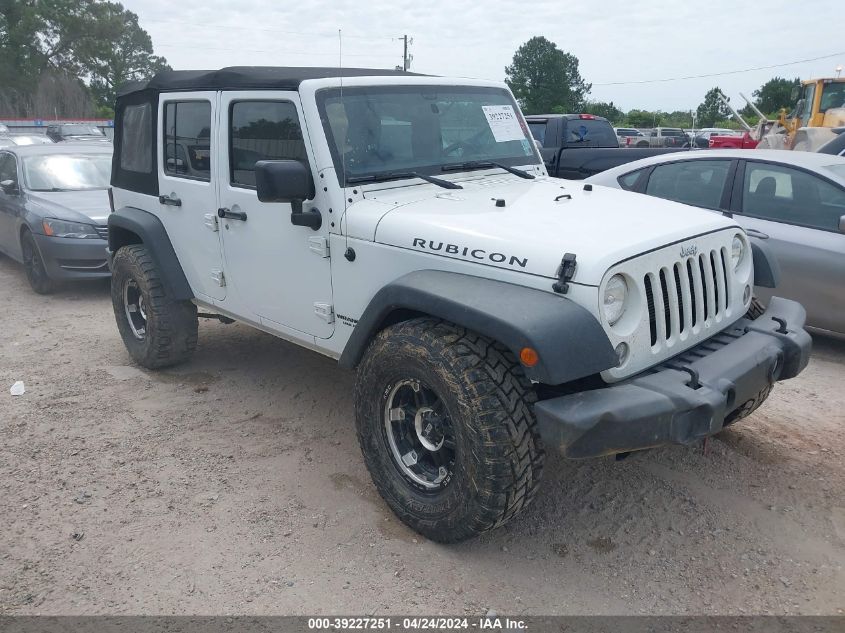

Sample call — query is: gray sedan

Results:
[0,144,113,293]
[586,149,845,337]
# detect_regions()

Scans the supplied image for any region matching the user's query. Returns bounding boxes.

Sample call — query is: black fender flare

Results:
[338,270,618,385]
[750,237,780,289]
[107,207,193,300]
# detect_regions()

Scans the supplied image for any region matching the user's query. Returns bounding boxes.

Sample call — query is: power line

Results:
[593,51,845,86]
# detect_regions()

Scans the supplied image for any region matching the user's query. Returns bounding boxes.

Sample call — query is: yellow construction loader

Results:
[756,77,845,151]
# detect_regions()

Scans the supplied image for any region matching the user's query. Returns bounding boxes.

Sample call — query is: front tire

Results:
[110,244,198,369]
[354,318,544,543]
[21,230,56,294]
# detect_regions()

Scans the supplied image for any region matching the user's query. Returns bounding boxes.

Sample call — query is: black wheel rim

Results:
[383,379,456,491]
[123,278,148,340]
[22,235,47,286]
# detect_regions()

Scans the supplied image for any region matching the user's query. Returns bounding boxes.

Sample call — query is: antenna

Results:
[339,29,354,261]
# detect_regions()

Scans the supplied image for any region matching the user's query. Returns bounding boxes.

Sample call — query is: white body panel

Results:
[156,91,226,302]
[214,90,334,339]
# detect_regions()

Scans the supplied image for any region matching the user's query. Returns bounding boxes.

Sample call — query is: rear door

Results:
[733,159,845,333]
[215,91,334,338]
[157,92,226,302]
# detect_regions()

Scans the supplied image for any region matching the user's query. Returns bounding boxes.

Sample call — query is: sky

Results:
[124,0,843,114]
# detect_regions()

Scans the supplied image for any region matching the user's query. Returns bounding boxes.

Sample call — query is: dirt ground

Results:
[0,254,843,616]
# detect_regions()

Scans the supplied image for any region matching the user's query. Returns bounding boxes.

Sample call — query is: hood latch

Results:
[553,253,577,294]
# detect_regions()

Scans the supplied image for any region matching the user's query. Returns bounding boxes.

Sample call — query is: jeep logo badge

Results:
[680,244,698,258]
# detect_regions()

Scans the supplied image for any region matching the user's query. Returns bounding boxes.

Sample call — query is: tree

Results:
[0,0,168,115]
[626,109,659,128]
[583,100,624,122]
[79,2,170,109]
[696,87,731,128]
[505,36,591,114]
[752,77,800,116]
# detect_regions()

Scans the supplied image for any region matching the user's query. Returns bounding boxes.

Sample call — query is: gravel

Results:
[0,256,843,615]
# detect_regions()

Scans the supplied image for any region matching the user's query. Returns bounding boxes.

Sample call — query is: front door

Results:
[0,152,24,257]
[157,92,226,301]
[216,92,334,338]
[736,160,845,333]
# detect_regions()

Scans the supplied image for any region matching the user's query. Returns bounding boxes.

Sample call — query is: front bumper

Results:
[32,233,110,281]
[534,297,812,458]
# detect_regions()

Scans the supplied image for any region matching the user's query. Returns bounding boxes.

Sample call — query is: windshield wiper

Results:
[346,171,462,189]
[441,161,535,179]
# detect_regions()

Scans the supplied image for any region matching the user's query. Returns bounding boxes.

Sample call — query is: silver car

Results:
[586,149,845,337]
[0,144,113,293]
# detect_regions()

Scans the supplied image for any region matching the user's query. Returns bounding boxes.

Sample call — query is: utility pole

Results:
[403,34,409,71]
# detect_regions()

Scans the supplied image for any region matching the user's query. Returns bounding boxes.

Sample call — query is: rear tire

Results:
[354,318,545,543]
[21,230,56,294]
[110,244,197,369]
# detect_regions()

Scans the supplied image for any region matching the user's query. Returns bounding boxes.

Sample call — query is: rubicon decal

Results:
[412,238,528,268]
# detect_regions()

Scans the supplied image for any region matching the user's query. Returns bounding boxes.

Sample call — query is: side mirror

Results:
[794,98,805,118]
[0,179,18,195]
[255,160,321,230]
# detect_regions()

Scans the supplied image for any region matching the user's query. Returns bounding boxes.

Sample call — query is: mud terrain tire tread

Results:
[111,244,197,369]
[354,317,545,543]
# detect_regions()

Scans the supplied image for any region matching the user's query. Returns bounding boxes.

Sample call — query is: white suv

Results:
[107,67,812,542]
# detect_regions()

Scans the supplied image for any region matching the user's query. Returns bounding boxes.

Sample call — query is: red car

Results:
[709,131,759,149]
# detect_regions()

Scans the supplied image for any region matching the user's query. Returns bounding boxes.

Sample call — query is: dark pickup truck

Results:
[526,114,686,180]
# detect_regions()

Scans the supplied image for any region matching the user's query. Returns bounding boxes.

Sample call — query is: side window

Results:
[0,153,17,183]
[618,168,645,191]
[645,160,732,209]
[229,101,306,188]
[741,162,845,231]
[120,103,152,173]
[163,101,211,181]
[527,122,546,146]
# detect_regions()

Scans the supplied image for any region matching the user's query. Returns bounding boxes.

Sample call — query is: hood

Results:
[27,189,111,224]
[351,175,738,285]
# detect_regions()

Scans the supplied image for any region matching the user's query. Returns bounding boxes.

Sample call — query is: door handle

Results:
[218,207,247,221]
[158,193,182,207]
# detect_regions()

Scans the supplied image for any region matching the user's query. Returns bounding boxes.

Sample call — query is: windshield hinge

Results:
[211,269,226,287]
[552,253,577,294]
[308,236,330,258]
[204,213,219,232]
[314,302,334,323]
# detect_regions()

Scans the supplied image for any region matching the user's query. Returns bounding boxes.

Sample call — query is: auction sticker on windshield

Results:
[482,105,525,142]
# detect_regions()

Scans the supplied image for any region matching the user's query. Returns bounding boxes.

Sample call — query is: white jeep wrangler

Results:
[108,67,811,542]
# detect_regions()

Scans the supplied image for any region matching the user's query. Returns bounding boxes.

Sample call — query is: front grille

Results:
[95,226,108,240]
[644,248,731,347]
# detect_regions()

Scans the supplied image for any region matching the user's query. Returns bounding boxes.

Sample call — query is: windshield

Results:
[62,125,104,137]
[824,164,845,179]
[23,153,112,191]
[317,85,539,184]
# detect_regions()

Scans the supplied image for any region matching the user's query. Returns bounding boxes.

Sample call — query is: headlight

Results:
[42,218,99,239]
[603,274,628,326]
[731,234,745,270]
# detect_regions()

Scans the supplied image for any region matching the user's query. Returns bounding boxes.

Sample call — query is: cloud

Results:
[123,0,842,111]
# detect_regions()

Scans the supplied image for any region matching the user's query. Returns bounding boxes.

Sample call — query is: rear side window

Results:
[120,103,152,173]
[163,101,211,181]
[229,101,306,188]
[645,160,732,210]
[527,122,546,146]
[618,168,645,191]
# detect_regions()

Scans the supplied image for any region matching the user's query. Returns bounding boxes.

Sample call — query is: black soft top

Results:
[118,66,422,97]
